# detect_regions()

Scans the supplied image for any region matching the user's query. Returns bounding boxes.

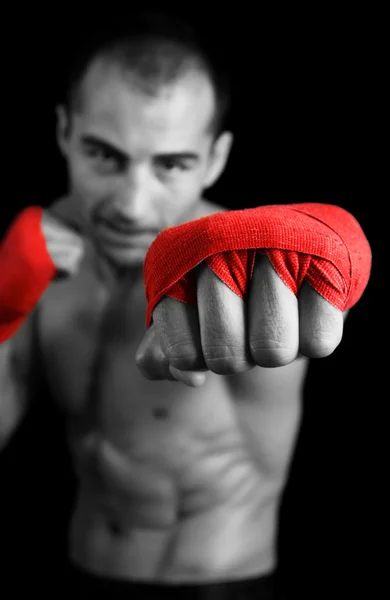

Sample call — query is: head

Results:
[56,13,233,269]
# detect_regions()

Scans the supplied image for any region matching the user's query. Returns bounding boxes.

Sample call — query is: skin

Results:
[56,59,233,278]
[3,56,314,584]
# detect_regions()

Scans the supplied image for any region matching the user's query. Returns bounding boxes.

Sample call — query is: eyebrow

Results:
[80,135,128,157]
[81,134,200,162]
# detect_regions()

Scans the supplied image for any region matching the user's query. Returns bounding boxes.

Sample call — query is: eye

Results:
[85,145,115,161]
[84,144,125,173]
[157,157,190,173]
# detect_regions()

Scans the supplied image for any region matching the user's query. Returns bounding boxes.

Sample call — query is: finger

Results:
[248,253,299,367]
[48,239,84,272]
[135,325,178,381]
[169,365,207,388]
[41,218,84,248]
[135,325,207,387]
[298,281,344,358]
[44,226,83,242]
[197,263,255,375]
[152,296,207,372]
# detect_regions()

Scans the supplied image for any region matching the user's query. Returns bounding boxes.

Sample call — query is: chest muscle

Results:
[39,271,306,485]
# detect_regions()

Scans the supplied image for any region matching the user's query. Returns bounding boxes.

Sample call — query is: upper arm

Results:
[0,310,38,450]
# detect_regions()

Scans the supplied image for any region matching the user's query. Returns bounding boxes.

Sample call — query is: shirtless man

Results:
[0,13,371,599]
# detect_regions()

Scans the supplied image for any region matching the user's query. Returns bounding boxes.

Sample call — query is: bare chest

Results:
[38,268,305,486]
[39,270,240,447]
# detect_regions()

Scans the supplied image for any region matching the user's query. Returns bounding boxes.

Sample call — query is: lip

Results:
[96,221,157,246]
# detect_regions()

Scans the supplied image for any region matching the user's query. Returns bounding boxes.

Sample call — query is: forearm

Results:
[0,342,29,452]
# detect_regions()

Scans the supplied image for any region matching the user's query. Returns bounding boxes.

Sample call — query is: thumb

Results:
[135,325,208,387]
[169,365,207,388]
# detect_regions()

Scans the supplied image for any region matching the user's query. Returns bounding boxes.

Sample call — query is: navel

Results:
[108,519,123,536]
[153,407,169,420]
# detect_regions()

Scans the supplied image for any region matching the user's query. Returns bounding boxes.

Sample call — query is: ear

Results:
[56,105,71,157]
[203,131,234,189]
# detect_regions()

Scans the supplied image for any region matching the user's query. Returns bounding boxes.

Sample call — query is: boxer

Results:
[0,12,370,599]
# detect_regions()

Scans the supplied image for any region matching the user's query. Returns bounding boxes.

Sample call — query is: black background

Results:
[0,5,385,597]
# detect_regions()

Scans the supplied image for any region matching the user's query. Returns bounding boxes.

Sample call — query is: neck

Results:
[93,247,145,292]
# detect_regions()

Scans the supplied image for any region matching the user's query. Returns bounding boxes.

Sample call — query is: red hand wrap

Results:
[0,207,56,342]
[144,203,372,328]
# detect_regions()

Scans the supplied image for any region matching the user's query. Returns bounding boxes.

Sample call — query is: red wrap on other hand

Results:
[0,207,56,342]
[143,203,372,328]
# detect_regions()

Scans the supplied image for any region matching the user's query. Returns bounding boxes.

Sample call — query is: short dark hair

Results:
[62,11,231,136]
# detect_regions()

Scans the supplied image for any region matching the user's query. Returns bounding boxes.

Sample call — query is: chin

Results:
[103,245,147,268]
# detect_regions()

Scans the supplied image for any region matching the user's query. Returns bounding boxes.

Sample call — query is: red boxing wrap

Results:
[144,203,372,328]
[0,207,56,342]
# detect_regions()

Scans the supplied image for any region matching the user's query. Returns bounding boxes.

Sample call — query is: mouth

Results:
[95,220,157,247]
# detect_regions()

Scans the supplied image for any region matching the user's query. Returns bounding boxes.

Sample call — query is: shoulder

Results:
[197,198,229,217]
[177,198,229,227]
[47,195,86,233]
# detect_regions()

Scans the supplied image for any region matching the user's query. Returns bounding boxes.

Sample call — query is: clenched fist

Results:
[136,203,371,386]
[42,200,85,277]
[0,199,86,342]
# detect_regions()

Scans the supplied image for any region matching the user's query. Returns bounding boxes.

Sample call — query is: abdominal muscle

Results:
[39,230,302,584]
[69,452,279,583]
[67,368,282,583]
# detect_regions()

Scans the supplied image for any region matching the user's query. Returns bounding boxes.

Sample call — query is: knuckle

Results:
[135,347,146,366]
[164,342,203,371]
[203,345,250,375]
[135,336,155,368]
[135,345,167,381]
[205,356,248,375]
[249,339,297,367]
[300,333,340,358]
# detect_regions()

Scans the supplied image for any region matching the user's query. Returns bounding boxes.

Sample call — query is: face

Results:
[57,59,232,268]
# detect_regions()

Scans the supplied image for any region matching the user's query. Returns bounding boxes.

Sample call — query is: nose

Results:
[110,167,153,224]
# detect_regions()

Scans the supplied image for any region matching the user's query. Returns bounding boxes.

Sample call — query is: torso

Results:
[36,200,309,583]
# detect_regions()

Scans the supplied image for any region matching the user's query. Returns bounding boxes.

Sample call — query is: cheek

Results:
[157,178,202,225]
[70,158,105,194]
[166,169,207,205]
[69,157,119,210]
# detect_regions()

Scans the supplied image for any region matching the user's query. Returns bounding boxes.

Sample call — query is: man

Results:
[0,12,371,599]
